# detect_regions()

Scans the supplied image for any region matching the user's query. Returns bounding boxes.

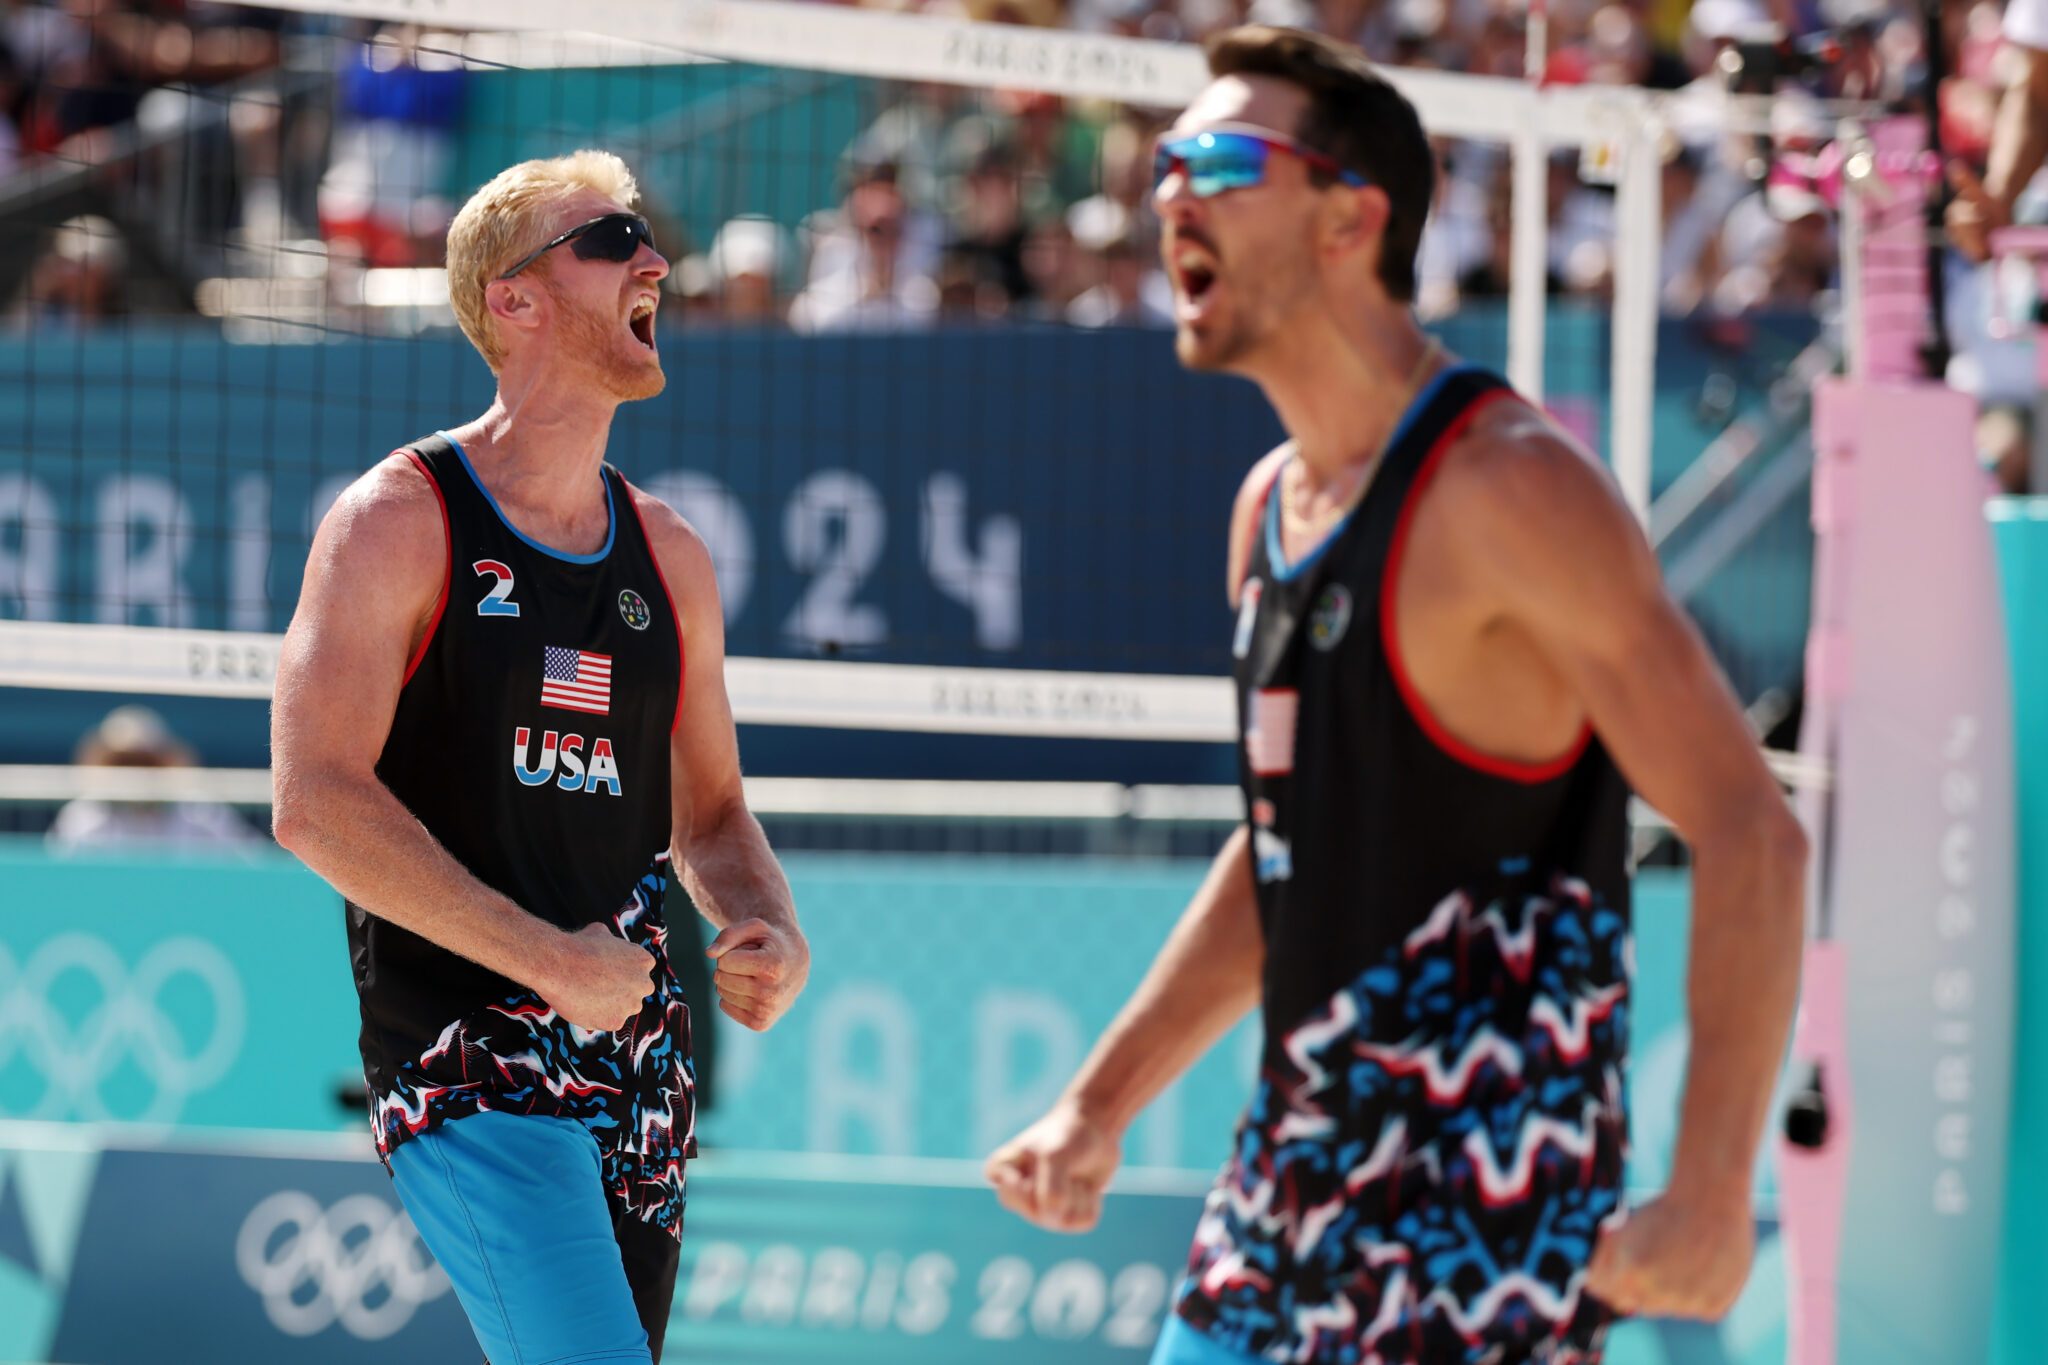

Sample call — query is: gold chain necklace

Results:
[1281,336,1443,533]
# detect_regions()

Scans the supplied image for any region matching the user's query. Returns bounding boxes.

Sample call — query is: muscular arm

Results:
[1440,412,1806,1309]
[272,458,635,1024]
[1949,43,2048,261]
[1066,828,1263,1132]
[633,488,806,1032]
[1063,452,1283,1130]
[986,456,1274,1232]
[1987,45,2048,224]
[987,828,1262,1231]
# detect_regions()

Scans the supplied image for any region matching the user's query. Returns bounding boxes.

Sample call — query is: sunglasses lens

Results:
[1156,134,1270,198]
[1152,144,1179,188]
[572,215,652,263]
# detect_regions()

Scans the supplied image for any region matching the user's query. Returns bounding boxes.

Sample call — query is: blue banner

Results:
[0,1126,1786,1364]
[0,842,1741,1184]
[0,315,1811,663]
[0,845,1811,1361]
[0,843,361,1131]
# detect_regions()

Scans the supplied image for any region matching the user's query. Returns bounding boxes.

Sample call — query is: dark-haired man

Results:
[984,26,1804,1364]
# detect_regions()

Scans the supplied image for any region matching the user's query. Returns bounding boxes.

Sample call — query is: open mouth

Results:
[627,296,657,350]
[1173,249,1220,319]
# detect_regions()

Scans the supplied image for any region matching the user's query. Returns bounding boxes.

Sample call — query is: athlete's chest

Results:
[427,543,678,781]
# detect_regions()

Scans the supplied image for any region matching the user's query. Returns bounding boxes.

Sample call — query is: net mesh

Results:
[0,0,1793,816]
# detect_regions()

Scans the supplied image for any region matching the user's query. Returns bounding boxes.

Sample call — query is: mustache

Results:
[1165,227,1219,261]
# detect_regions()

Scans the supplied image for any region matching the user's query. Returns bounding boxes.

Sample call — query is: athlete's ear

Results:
[485,276,548,338]
[1322,182,1389,269]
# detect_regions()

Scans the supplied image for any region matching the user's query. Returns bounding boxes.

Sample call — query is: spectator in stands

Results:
[318,24,467,268]
[1064,114,1156,233]
[706,215,789,324]
[790,162,942,331]
[1950,0,2048,261]
[1067,224,1172,325]
[34,0,283,164]
[1659,144,1726,314]
[1414,140,1493,318]
[3,0,88,90]
[0,43,20,179]
[1017,213,1084,318]
[47,704,260,852]
[13,0,129,157]
[936,241,1015,319]
[950,140,1036,306]
[13,213,126,321]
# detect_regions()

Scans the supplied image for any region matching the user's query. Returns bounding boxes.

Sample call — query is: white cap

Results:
[52,215,126,270]
[1689,0,1775,41]
[708,216,785,283]
[77,705,190,766]
[1067,196,1131,253]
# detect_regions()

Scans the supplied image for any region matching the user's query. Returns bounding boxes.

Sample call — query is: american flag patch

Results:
[541,646,611,716]
[1245,687,1297,777]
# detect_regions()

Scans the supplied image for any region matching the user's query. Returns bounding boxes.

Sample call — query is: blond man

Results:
[272,150,808,1363]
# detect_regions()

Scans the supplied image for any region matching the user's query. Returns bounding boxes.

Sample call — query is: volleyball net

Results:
[0,0,1824,837]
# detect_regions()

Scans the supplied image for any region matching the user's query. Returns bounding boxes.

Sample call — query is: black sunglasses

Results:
[497,212,657,280]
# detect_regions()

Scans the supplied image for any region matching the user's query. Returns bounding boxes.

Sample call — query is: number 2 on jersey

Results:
[473,559,521,617]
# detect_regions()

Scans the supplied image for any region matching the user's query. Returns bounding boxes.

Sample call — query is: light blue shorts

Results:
[389,1110,651,1365]
[1152,1313,1260,1365]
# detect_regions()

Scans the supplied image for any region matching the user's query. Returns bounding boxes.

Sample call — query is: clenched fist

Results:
[546,922,657,1033]
[1585,1182,1755,1321]
[984,1100,1122,1234]
[706,917,809,1031]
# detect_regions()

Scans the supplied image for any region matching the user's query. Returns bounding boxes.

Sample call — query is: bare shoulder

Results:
[282,452,447,686]
[1428,398,1638,557]
[1422,396,1661,622]
[309,452,446,587]
[1227,442,1291,605]
[622,479,718,597]
[624,481,712,565]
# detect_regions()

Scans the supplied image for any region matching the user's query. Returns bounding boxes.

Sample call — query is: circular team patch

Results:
[1308,584,1352,651]
[618,589,652,631]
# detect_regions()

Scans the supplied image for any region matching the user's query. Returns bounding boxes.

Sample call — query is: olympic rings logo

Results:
[236,1190,451,1340]
[0,934,246,1123]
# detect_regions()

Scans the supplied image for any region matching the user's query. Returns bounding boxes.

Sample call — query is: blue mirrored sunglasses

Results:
[497,212,657,280]
[1152,127,1367,199]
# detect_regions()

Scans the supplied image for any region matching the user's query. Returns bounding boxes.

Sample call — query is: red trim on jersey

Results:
[622,479,687,735]
[1379,391,1592,785]
[1234,456,1289,598]
[401,449,451,688]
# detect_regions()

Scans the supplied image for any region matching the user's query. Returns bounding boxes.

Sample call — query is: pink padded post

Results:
[1779,942,1852,1365]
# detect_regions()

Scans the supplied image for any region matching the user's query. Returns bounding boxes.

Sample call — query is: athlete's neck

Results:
[446,375,617,538]
[1249,305,1441,491]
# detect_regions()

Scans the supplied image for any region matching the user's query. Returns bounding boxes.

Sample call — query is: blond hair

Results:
[445,150,641,369]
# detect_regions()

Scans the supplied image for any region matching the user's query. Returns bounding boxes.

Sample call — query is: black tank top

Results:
[1231,366,1631,1049]
[345,432,695,1227]
[1176,367,1634,1359]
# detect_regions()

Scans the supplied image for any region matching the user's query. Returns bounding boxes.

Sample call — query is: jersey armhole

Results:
[1378,391,1592,785]
[622,480,688,735]
[399,449,451,689]
[1232,456,1287,603]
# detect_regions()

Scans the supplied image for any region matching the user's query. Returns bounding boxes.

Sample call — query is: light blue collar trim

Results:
[1263,363,1471,582]
[440,429,615,565]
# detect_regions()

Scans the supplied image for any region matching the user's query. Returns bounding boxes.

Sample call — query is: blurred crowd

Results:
[694,0,2002,330]
[0,0,2034,333]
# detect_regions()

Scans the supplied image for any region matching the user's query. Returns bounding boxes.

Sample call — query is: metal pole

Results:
[1611,106,1662,523]
[1507,0,1549,404]
[1508,113,1548,404]
[1839,135,1867,383]
[1922,0,1951,377]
